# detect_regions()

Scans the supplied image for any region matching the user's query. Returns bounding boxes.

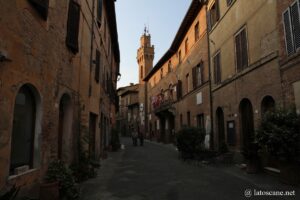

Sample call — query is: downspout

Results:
[89,0,96,97]
[205,5,214,150]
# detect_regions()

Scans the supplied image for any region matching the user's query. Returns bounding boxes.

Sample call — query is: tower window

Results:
[140,66,143,79]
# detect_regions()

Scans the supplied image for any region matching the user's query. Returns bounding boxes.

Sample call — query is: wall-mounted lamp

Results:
[0,51,12,62]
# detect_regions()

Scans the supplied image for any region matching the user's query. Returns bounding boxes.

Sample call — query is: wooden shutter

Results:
[207,10,211,32]
[192,67,197,89]
[176,80,182,100]
[66,0,80,53]
[235,33,242,72]
[28,0,49,20]
[214,53,221,84]
[241,29,248,69]
[95,50,100,83]
[291,1,300,51]
[283,9,295,55]
[200,62,204,84]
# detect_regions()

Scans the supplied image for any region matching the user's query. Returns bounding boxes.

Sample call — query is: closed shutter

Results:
[235,33,242,72]
[192,67,197,89]
[95,50,100,83]
[214,53,221,84]
[283,9,295,55]
[176,80,182,100]
[291,1,300,51]
[66,0,80,53]
[207,10,211,32]
[28,0,49,20]
[200,62,204,84]
[241,29,248,69]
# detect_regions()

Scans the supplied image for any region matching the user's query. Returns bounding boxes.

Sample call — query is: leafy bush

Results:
[110,128,121,151]
[45,160,79,200]
[256,108,300,162]
[176,127,206,159]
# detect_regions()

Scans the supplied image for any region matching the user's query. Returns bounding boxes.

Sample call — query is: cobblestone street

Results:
[80,138,299,200]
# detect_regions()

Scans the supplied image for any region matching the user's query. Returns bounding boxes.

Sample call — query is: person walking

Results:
[138,126,144,146]
[131,127,138,146]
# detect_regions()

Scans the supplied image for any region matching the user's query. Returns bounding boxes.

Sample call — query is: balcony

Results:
[152,93,175,115]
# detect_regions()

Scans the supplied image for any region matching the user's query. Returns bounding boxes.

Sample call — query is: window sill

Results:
[8,168,39,181]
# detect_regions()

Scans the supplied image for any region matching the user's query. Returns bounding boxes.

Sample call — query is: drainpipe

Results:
[205,5,214,150]
[89,0,96,97]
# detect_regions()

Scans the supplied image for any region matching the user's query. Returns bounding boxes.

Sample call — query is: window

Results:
[194,22,200,41]
[168,60,172,73]
[197,114,205,130]
[178,50,182,64]
[140,66,143,79]
[226,0,233,6]
[176,80,183,99]
[283,1,300,55]
[95,50,100,83]
[213,52,221,84]
[235,28,248,72]
[186,73,190,94]
[185,38,189,54]
[10,85,40,175]
[209,0,220,29]
[187,111,191,127]
[28,0,49,20]
[160,68,163,79]
[66,0,80,53]
[192,62,204,88]
[97,0,103,26]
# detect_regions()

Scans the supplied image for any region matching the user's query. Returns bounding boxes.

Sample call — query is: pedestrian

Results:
[138,126,144,146]
[131,127,138,146]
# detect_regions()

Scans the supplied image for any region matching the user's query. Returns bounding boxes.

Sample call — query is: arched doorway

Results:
[261,96,275,117]
[216,107,225,150]
[239,99,254,150]
[10,84,41,175]
[58,94,73,164]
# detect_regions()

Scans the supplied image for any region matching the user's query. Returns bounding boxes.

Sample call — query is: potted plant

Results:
[256,108,300,184]
[242,142,261,174]
[43,160,79,200]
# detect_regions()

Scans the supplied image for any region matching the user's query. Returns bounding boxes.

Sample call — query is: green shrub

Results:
[45,160,79,200]
[256,108,300,162]
[176,127,206,159]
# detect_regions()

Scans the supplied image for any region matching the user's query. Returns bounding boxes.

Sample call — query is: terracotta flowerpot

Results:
[280,162,300,185]
[40,181,59,200]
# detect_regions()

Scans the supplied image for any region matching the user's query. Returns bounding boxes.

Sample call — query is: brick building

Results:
[117,83,140,136]
[208,0,282,157]
[0,0,119,197]
[143,0,210,144]
[278,0,300,112]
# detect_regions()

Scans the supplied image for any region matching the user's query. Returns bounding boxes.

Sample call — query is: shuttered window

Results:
[283,1,300,55]
[213,52,221,84]
[28,0,49,20]
[210,0,220,28]
[235,28,248,72]
[97,0,103,26]
[192,62,204,89]
[66,0,80,53]
[95,50,100,83]
[176,80,182,100]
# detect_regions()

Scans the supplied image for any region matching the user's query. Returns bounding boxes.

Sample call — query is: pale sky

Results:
[116,0,191,88]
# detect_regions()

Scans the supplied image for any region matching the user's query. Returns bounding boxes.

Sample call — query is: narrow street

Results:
[81,138,299,200]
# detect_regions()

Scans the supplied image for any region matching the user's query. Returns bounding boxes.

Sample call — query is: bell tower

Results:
[137,27,154,84]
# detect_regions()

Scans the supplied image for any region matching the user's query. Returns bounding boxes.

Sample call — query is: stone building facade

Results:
[208,0,281,155]
[277,0,300,112]
[0,0,119,197]
[117,83,140,136]
[144,0,210,144]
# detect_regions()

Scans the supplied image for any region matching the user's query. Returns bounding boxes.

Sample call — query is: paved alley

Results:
[81,138,299,200]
